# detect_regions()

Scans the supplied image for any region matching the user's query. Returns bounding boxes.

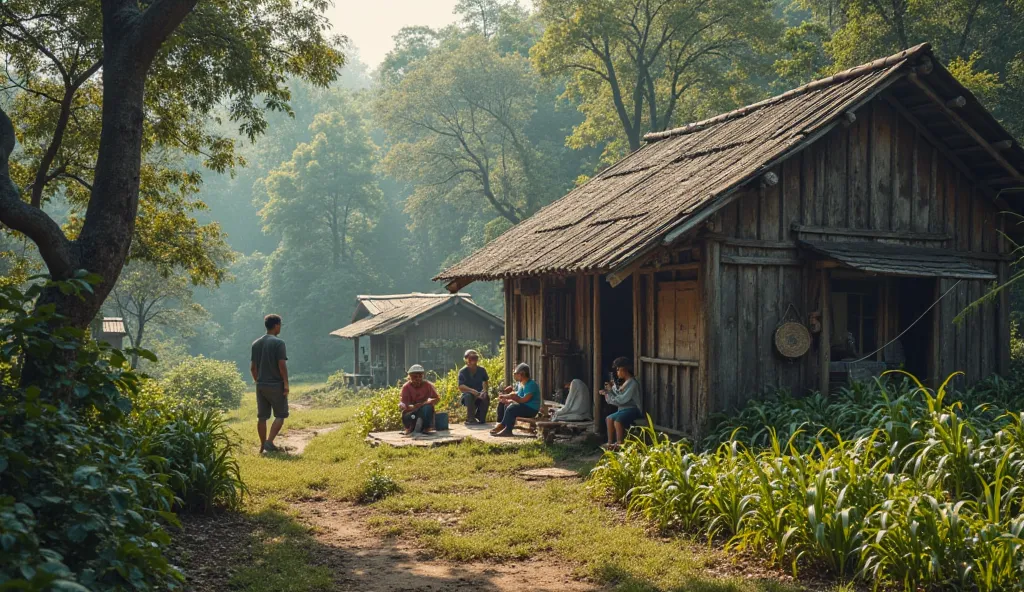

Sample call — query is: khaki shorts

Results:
[256,384,289,420]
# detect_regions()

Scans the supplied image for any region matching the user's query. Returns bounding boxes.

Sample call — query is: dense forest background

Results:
[7,0,1024,378]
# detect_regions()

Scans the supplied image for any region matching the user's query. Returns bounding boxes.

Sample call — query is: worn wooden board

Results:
[367,423,535,448]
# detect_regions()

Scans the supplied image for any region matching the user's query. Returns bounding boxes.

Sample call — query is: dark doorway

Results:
[600,275,634,373]
[598,276,634,432]
[897,277,935,380]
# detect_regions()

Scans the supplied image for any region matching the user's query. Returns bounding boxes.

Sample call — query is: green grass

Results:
[208,385,801,592]
[228,502,335,592]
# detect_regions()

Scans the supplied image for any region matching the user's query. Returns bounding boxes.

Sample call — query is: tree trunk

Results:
[12,0,199,387]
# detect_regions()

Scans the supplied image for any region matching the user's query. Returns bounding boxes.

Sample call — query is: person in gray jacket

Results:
[601,357,642,449]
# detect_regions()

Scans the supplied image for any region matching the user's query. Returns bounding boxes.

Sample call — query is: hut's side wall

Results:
[705,94,1007,413]
[404,307,504,375]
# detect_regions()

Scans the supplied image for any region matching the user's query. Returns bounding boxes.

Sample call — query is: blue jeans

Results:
[608,406,642,429]
[402,404,435,432]
[461,392,489,423]
[498,402,537,429]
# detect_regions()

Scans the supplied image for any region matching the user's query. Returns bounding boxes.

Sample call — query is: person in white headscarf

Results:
[551,379,592,422]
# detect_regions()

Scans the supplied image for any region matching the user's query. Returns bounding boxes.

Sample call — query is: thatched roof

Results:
[435,43,1024,287]
[329,293,502,339]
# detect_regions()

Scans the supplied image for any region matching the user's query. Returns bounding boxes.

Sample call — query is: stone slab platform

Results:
[366,422,536,448]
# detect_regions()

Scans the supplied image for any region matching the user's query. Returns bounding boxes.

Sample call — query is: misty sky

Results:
[326,1,461,68]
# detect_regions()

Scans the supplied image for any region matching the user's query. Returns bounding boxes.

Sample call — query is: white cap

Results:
[407,364,425,374]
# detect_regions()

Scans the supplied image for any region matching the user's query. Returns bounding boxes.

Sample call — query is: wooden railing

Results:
[640,356,699,434]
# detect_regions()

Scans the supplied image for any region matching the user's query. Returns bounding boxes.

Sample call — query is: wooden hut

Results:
[92,317,127,349]
[329,293,504,385]
[435,44,1024,437]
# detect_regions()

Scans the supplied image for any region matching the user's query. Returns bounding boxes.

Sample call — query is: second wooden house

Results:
[435,44,1024,437]
[330,293,504,385]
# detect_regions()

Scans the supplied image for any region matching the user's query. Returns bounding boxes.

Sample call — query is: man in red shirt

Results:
[400,364,439,435]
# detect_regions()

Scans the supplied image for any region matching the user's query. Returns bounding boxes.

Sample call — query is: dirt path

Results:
[274,424,341,454]
[293,499,603,592]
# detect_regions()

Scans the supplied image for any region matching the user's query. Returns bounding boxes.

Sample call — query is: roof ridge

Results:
[643,43,931,143]
[357,292,469,300]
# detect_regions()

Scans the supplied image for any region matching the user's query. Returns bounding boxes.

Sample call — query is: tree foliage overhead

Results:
[532,0,782,155]
[377,35,543,224]
[785,0,1024,135]
[0,0,345,305]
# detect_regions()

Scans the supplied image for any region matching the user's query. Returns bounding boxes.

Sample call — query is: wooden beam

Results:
[517,339,542,347]
[721,255,803,266]
[792,223,951,242]
[908,73,1024,184]
[639,356,699,367]
[607,249,658,287]
[697,240,718,438]
[993,140,1014,151]
[818,270,831,394]
[842,111,857,127]
[504,278,513,387]
[592,275,602,432]
[638,262,700,274]
[444,277,474,293]
[703,233,797,249]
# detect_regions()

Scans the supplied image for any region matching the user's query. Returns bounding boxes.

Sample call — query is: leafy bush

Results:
[355,461,401,503]
[160,355,246,410]
[0,277,184,590]
[591,372,1024,590]
[353,349,505,435]
[128,381,246,512]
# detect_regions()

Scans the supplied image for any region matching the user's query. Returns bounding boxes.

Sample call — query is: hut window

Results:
[830,279,880,360]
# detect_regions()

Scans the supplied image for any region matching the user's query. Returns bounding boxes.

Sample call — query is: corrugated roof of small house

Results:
[102,317,126,335]
[330,293,503,339]
[434,43,1024,287]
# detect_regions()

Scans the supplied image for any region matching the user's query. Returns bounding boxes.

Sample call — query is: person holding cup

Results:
[601,357,642,449]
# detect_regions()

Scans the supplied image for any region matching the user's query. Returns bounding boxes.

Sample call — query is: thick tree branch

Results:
[0,107,76,276]
[135,0,200,64]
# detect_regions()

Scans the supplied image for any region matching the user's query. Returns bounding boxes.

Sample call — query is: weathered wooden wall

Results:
[404,307,503,375]
[635,268,702,433]
[704,93,1008,414]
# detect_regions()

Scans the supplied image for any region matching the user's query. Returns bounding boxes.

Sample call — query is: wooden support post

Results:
[819,270,831,394]
[698,239,720,437]
[353,336,360,376]
[592,275,602,432]
[998,217,1011,375]
[385,335,391,386]
[504,278,514,387]
[633,271,642,398]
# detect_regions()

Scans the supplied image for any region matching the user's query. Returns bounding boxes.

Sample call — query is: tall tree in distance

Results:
[532,0,781,155]
[259,97,382,269]
[377,35,543,224]
[106,262,209,368]
[0,0,344,365]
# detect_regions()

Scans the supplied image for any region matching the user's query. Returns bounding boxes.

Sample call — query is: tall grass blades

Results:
[591,373,1024,590]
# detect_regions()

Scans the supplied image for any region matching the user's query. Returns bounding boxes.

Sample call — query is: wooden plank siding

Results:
[702,93,1007,414]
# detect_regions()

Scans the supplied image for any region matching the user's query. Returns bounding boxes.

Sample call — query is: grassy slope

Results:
[214,384,802,592]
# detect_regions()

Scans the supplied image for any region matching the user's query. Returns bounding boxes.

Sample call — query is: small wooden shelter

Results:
[435,44,1024,436]
[92,317,127,349]
[329,293,504,385]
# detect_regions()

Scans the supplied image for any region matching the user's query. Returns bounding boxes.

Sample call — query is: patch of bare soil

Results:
[274,424,341,454]
[169,512,252,592]
[294,499,604,592]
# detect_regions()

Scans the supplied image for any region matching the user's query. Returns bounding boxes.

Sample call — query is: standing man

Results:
[457,349,490,424]
[399,364,439,435]
[251,314,289,453]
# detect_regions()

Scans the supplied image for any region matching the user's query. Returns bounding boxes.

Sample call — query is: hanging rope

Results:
[848,279,962,364]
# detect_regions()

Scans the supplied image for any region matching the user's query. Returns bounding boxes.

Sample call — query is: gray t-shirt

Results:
[251,334,287,385]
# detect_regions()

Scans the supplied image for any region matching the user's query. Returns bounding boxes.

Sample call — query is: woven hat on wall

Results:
[775,304,810,359]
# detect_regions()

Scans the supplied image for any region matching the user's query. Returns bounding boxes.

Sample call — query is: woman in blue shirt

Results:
[490,362,541,437]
